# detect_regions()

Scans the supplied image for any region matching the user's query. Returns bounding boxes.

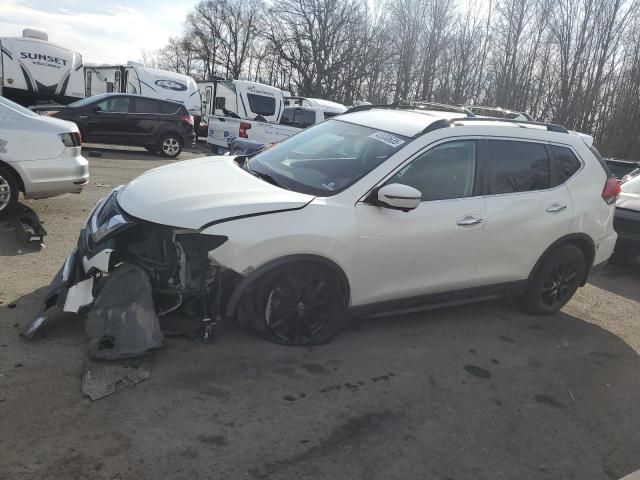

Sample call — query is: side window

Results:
[215,97,226,110]
[247,94,276,116]
[95,96,130,113]
[134,98,162,114]
[293,109,316,128]
[387,140,476,201]
[280,108,294,125]
[487,140,550,194]
[551,145,581,183]
[160,102,180,114]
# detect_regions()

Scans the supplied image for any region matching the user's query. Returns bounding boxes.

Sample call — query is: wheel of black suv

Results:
[0,164,19,218]
[521,244,586,315]
[241,262,348,346]
[158,133,183,158]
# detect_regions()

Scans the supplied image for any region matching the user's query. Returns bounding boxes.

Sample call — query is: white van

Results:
[0,29,84,106]
[0,96,88,216]
[85,62,202,127]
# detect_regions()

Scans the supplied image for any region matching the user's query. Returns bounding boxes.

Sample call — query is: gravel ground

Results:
[1,144,639,480]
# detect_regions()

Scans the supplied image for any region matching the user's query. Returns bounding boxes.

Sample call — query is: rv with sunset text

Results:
[0,29,84,106]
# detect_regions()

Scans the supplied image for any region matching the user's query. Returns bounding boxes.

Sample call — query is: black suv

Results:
[33,94,195,158]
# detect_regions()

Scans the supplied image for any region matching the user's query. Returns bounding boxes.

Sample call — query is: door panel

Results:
[86,96,132,145]
[352,139,486,306]
[354,197,486,305]
[475,139,575,284]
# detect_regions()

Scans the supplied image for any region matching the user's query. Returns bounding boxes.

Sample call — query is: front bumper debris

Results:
[25,189,240,399]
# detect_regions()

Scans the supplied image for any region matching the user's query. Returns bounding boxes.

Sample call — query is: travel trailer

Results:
[198,79,285,136]
[85,62,202,126]
[0,29,84,106]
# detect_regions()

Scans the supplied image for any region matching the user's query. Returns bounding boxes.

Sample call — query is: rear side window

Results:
[134,98,162,114]
[486,140,550,194]
[551,145,581,183]
[247,94,276,116]
[160,102,180,114]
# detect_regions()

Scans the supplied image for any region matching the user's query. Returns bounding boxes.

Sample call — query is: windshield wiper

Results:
[247,167,289,190]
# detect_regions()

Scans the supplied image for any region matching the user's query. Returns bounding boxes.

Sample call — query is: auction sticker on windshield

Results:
[368,131,405,148]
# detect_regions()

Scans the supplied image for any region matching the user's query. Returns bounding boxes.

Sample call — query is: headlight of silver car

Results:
[89,188,134,243]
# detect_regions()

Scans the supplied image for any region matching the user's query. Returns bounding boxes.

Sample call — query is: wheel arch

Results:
[528,233,596,286]
[224,254,351,318]
[0,160,25,193]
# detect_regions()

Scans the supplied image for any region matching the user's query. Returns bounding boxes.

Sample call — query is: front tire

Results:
[240,262,348,346]
[158,134,183,158]
[0,164,19,218]
[521,244,586,315]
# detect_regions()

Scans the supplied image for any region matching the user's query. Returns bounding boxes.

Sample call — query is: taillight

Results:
[239,122,252,138]
[180,114,194,126]
[601,177,621,204]
[59,132,81,147]
[74,131,82,145]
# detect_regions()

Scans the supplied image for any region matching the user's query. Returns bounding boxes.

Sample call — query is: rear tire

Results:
[158,134,183,158]
[0,164,19,218]
[521,244,586,315]
[239,262,348,346]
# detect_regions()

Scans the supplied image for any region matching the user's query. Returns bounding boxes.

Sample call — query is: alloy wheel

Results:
[540,261,578,307]
[264,270,336,344]
[162,137,180,156]
[0,175,11,212]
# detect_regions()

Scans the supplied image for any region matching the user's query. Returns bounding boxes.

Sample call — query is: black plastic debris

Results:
[0,204,46,254]
[86,263,163,360]
[82,356,152,400]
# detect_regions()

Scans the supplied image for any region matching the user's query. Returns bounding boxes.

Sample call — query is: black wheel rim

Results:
[540,261,578,307]
[265,270,338,344]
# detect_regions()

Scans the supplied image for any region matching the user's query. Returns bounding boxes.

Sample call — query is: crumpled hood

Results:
[118,156,314,229]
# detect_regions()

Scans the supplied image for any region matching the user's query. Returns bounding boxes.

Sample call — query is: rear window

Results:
[134,98,162,114]
[247,94,276,116]
[294,109,315,128]
[551,145,582,183]
[487,140,550,194]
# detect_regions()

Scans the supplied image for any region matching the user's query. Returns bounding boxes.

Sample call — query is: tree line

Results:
[148,0,640,158]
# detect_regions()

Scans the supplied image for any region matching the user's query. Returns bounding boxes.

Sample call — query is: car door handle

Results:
[546,204,567,213]
[457,215,483,226]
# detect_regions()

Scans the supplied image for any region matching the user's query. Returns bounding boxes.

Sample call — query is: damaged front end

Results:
[26,188,240,359]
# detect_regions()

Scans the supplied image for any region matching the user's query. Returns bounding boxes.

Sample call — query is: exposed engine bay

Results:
[25,189,244,397]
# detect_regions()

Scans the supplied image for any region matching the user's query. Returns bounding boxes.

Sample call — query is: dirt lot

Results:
[1,145,640,480]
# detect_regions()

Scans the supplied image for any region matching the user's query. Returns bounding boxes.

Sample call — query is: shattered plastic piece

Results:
[62,277,94,313]
[24,315,49,339]
[86,263,163,360]
[82,356,152,400]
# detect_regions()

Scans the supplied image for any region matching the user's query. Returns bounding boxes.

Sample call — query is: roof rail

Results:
[345,102,475,117]
[403,101,475,117]
[450,117,568,133]
[415,117,569,136]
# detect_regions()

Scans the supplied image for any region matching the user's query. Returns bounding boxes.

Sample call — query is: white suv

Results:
[30,107,619,351]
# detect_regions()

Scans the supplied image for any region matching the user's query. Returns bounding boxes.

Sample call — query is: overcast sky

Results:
[0,0,198,64]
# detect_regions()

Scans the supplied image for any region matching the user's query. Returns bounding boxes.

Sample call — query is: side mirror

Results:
[377,183,421,211]
[93,105,102,113]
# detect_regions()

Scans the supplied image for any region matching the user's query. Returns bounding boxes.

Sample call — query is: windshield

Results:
[247,119,410,196]
[68,94,109,108]
[0,96,39,118]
